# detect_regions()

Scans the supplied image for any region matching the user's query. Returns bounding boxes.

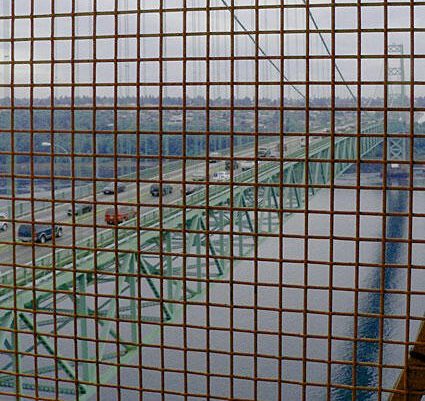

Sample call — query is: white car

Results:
[191,172,208,182]
[0,213,8,232]
[212,171,230,182]
[240,161,255,171]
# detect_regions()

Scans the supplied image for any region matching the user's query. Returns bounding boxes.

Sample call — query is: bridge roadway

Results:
[0,137,305,269]
[0,133,376,307]
[0,125,385,399]
[0,130,383,301]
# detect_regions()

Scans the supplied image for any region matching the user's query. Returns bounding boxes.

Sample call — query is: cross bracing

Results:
[0,130,382,399]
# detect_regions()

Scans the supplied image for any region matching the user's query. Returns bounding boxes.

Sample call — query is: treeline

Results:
[1,94,420,107]
[0,94,361,107]
[0,104,306,164]
[1,95,424,174]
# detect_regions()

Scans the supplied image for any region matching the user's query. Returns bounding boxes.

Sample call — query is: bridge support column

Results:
[165,233,174,314]
[195,222,203,294]
[76,274,93,397]
[10,320,22,398]
[219,209,225,256]
[387,43,409,181]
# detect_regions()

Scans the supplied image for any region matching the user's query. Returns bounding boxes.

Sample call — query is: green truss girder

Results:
[0,133,383,399]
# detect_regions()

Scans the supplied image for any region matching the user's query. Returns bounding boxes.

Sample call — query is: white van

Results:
[240,161,255,171]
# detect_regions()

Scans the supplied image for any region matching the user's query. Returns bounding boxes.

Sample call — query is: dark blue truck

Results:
[18,224,63,243]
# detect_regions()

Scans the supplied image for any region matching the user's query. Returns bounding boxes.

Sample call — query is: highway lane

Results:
[0,136,296,224]
[0,138,302,268]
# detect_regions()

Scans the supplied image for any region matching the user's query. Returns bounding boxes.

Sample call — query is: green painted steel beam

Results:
[0,131,384,399]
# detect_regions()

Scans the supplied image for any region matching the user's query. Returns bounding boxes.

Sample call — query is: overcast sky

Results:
[1,0,424,101]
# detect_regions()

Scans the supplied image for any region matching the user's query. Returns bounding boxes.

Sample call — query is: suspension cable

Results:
[219,0,306,100]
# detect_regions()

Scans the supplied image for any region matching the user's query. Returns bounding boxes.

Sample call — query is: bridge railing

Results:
[0,159,286,293]
[0,134,382,293]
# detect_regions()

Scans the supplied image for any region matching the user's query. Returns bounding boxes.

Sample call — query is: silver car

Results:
[0,213,8,232]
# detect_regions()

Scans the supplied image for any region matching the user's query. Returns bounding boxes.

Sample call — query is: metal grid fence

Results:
[0,1,424,400]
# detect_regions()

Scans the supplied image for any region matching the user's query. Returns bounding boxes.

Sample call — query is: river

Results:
[1,173,423,401]
[109,173,424,401]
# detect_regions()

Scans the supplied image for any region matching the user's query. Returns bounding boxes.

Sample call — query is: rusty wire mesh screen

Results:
[0,1,424,400]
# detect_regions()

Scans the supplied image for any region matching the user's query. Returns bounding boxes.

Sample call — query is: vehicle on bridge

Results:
[0,213,8,232]
[105,207,137,225]
[240,161,255,171]
[191,172,208,182]
[258,147,271,158]
[225,160,239,170]
[18,224,63,243]
[209,152,220,163]
[181,184,201,195]
[103,182,126,195]
[150,183,173,196]
[67,203,93,216]
[212,171,230,182]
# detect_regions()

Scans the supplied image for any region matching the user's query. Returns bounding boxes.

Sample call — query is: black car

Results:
[181,184,200,195]
[150,184,173,196]
[225,160,239,171]
[18,224,63,243]
[103,183,126,195]
[67,203,93,216]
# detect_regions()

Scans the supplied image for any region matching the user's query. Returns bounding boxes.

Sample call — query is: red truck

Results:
[105,207,137,225]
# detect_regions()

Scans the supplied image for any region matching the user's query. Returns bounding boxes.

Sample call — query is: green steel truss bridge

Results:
[0,129,385,399]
